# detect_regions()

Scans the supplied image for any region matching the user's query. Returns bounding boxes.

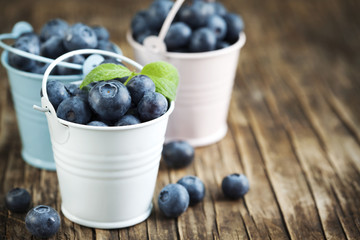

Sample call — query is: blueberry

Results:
[126,75,155,105]
[25,205,60,238]
[223,13,244,43]
[221,173,249,199]
[134,29,157,44]
[178,2,214,29]
[63,23,98,51]
[189,28,217,52]
[40,18,69,42]
[114,114,141,126]
[211,2,227,16]
[92,26,110,41]
[164,22,192,51]
[137,92,168,121]
[47,80,71,110]
[40,36,66,59]
[158,184,189,218]
[8,32,40,71]
[146,0,174,31]
[65,83,89,100]
[162,140,194,168]
[56,54,85,75]
[88,80,131,121]
[57,96,92,124]
[177,176,205,205]
[87,120,108,126]
[5,188,31,213]
[216,41,230,50]
[131,11,149,39]
[206,15,227,41]
[30,62,50,74]
[97,40,117,53]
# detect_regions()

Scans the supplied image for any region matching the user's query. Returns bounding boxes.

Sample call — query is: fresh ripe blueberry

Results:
[92,26,110,41]
[126,75,155,105]
[40,36,66,59]
[211,2,227,16]
[189,28,217,52]
[63,23,98,51]
[88,80,131,122]
[65,83,88,100]
[137,92,168,121]
[177,176,205,205]
[164,22,192,51]
[223,13,244,43]
[216,41,230,50]
[206,15,227,41]
[178,2,214,29]
[158,184,189,218]
[87,120,108,127]
[40,18,69,42]
[131,11,149,39]
[47,80,71,110]
[8,32,40,71]
[162,141,194,169]
[25,205,60,238]
[97,40,117,53]
[57,96,92,124]
[5,188,31,213]
[30,62,50,74]
[222,173,249,199]
[146,0,173,31]
[56,54,85,75]
[114,114,141,126]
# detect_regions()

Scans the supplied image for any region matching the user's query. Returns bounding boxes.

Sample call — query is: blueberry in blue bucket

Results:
[5,188,31,213]
[177,176,205,206]
[221,173,249,200]
[158,183,189,218]
[63,22,98,51]
[162,140,194,169]
[25,205,60,238]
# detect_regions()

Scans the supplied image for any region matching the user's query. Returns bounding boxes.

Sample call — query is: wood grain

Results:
[1,0,360,239]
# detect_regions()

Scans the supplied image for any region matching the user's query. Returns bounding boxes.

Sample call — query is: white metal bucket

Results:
[38,49,174,228]
[127,32,246,147]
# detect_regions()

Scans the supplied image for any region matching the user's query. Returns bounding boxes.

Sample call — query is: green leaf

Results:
[140,61,179,101]
[79,63,132,89]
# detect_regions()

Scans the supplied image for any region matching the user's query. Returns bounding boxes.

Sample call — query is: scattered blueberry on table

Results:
[177,175,205,206]
[25,205,61,238]
[5,188,32,213]
[158,183,190,218]
[222,173,250,199]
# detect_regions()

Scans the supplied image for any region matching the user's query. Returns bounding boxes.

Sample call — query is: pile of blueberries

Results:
[8,18,117,74]
[131,0,244,52]
[47,69,168,126]
[159,140,250,217]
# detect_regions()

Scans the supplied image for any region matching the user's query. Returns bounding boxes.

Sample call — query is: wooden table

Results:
[1,0,359,239]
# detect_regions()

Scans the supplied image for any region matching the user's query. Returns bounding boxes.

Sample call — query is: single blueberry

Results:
[57,96,92,124]
[206,15,227,41]
[40,36,66,59]
[177,176,205,205]
[87,120,108,127]
[146,0,173,31]
[92,26,110,41]
[158,184,189,218]
[114,114,141,126]
[56,54,85,75]
[178,2,214,29]
[40,18,69,42]
[47,80,71,110]
[25,205,60,238]
[221,173,250,199]
[63,23,98,51]
[189,28,217,52]
[126,75,155,105]
[137,92,168,121]
[164,22,192,51]
[5,188,32,213]
[88,80,131,122]
[162,140,194,169]
[223,13,244,43]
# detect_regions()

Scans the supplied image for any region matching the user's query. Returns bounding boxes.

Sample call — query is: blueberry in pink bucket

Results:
[5,188,32,213]
[25,205,60,238]
[221,173,249,200]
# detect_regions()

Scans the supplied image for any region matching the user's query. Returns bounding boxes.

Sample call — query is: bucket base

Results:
[61,204,153,229]
[22,151,56,171]
[166,124,228,147]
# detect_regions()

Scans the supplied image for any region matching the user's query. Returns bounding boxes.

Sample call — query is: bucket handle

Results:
[0,21,84,70]
[33,49,143,144]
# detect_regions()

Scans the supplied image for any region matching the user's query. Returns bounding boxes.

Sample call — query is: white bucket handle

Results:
[35,49,143,144]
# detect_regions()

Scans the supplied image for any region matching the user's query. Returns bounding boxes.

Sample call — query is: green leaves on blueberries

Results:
[79,62,179,101]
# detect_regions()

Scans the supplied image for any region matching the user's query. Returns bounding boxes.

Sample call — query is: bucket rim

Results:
[127,31,246,60]
[1,51,83,80]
